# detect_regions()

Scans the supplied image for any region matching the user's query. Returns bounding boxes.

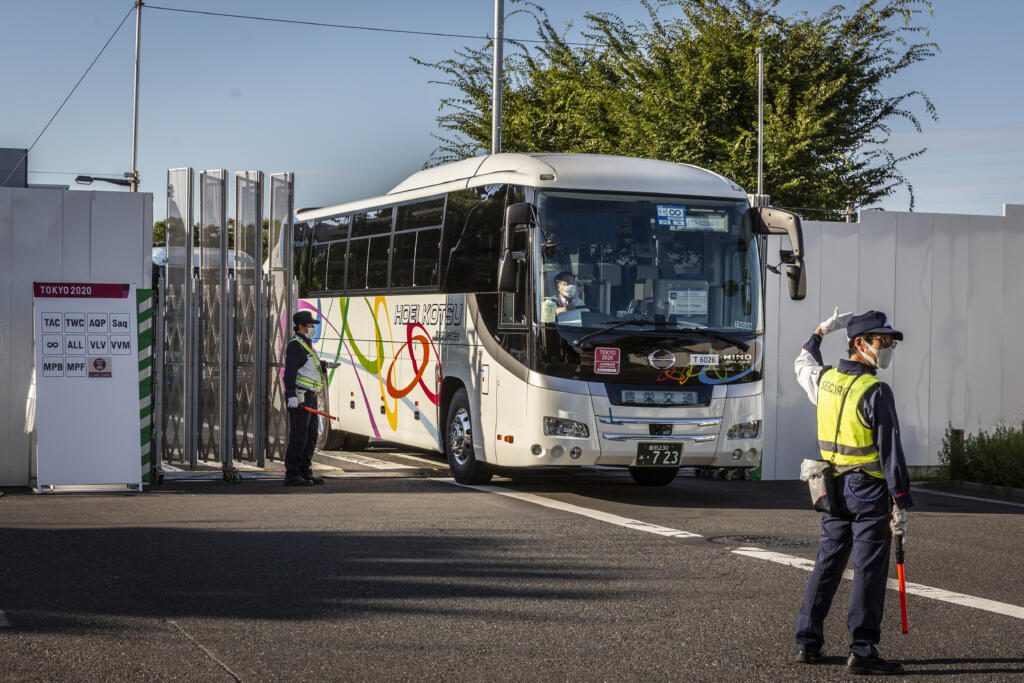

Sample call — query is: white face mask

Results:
[861,343,893,370]
[561,283,577,298]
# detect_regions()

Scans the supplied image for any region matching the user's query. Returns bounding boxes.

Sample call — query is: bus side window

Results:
[414,227,441,287]
[309,243,328,294]
[294,220,311,298]
[442,185,507,293]
[326,242,347,292]
[347,239,369,290]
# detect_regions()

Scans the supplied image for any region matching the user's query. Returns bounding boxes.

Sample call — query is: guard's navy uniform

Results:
[282,330,325,480]
[794,333,914,658]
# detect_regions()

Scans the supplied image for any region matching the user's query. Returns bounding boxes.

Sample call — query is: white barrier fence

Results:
[762,205,1024,480]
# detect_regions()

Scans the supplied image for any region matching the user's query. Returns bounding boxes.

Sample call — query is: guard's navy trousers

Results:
[284,393,319,479]
[796,471,892,658]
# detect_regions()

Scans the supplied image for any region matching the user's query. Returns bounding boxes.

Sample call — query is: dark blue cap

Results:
[847,310,903,341]
[293,310,321,326]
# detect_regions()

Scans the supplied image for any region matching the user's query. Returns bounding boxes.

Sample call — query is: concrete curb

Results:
[914,480,1024,504]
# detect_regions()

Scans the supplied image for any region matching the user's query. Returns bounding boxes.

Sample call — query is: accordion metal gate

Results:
[152,168,294,481]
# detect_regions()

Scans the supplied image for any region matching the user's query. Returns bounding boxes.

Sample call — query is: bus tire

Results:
[341,433,370,451]
[316,421,347,451]
[445,389,492,484]
[628,466,679,486]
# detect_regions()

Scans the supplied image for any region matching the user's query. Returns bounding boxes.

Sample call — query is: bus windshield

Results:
[534,191,762,335]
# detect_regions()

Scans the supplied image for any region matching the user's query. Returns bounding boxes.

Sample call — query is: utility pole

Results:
[491,0,504,155]
[748,47,770,208]
[130,1,143,192]
[756,46,764,197]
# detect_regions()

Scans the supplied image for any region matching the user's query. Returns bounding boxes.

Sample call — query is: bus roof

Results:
[298,153,747,221]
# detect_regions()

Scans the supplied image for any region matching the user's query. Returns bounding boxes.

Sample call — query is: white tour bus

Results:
[293,153,805,485]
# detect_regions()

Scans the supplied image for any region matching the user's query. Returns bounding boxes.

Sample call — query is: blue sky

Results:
[1,0,1022,220]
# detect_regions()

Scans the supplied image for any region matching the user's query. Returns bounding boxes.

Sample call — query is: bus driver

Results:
[549,271,582,314]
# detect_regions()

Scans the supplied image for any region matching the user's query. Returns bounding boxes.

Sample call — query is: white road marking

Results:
[910,486,1024,509]
[0,610,10,627]
[449,480,1024,621]
[450,481,702,538]
[732,547,1024,620]
[376,451,447,469]
[315,451,415,470]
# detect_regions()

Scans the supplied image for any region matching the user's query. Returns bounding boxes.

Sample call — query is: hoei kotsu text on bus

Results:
[291,153,805,485]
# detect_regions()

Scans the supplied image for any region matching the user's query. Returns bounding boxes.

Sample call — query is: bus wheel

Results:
[629,466,679,486]
[341,433,369,451]
[445,389,492,485]
[316,417,347,450]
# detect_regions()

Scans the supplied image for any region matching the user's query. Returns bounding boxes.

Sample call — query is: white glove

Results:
[890,508,907,538]
[287,396,298,409]
[818,307,854,336]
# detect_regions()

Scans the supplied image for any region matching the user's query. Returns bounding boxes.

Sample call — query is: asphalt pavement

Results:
[1,446,1022,682]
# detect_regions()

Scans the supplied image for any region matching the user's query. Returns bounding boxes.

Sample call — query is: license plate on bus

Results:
[635,442,683,466]
[621,390,698,406]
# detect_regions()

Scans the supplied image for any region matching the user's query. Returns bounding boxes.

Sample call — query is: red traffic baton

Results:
[303,406,338,421]
[895,534,909,634]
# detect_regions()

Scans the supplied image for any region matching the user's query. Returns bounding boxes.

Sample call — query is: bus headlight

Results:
[543,417,590,438]
[727,420,761,439]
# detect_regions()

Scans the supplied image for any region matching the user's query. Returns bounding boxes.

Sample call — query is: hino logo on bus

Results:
[647,349,676,370]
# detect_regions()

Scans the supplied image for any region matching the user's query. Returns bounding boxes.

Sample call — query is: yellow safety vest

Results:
[291,336,326,391]
[816,369,884,479]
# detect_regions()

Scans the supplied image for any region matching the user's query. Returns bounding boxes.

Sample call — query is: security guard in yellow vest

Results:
[793,310,913,675]
[283,310,331,486]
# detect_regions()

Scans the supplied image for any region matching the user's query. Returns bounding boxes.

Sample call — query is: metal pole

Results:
[130,1,143,192]
[491,0,504,155]
[756,47,764,197]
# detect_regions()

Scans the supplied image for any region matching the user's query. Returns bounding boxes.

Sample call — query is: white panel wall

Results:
[928,213,969,460]
[0,189,12,486]
[0,188,152,486]
[1002,205,1024,425]
[766,206,1024,479]
[892,213,933,470]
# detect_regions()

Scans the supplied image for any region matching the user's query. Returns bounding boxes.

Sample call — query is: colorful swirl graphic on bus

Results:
[280,297,443,439]
[656,340,763,386]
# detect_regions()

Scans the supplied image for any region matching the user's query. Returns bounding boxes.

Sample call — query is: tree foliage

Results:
[416,0,938,218]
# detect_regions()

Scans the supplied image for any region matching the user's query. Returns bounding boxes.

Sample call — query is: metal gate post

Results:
[223,271,236,479]
[152,275,165,482]
[190,268,200,469]
[266,173,295,463]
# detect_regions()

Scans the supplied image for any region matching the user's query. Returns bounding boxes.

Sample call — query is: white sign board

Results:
[33,282,141,492]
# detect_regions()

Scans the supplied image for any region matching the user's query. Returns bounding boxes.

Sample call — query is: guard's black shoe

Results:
[847,654,902,675]
[283,475,314,487]
[796,649,824,664]
[302,473,325,485]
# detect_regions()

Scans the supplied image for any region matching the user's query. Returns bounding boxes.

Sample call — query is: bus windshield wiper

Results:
[675,326,750,351]
[572,319,664,348]
[573,320,751,351]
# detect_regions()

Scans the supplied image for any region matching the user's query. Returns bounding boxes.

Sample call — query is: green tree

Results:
[152,220,167,246]
[417,0,938,218]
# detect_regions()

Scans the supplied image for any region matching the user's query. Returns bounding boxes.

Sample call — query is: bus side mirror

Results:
[750,206,806,301]
[497,256,517,292]
[498,203,534,293]
[786,262,806,301]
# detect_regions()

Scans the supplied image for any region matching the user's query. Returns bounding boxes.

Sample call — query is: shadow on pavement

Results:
[0,524,624,635]
[902,657,1024,676]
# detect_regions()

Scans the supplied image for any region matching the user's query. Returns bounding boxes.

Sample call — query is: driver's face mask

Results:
[560,282,577,298]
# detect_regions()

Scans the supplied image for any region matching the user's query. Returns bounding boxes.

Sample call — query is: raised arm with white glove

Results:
[816,307,854,336]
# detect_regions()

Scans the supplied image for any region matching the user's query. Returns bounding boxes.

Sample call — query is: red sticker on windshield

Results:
[594,347,621,375]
